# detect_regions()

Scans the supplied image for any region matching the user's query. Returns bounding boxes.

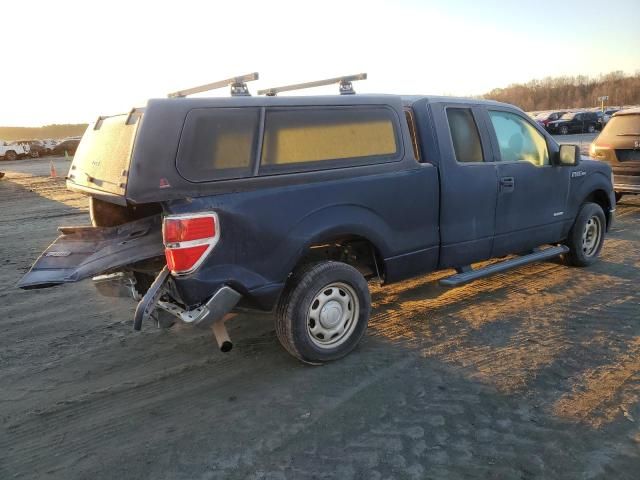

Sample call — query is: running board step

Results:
[439,245,569,287]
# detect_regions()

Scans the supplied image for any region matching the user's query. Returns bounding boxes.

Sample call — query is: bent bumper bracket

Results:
[133,266,170,330]
[132,266,242,350]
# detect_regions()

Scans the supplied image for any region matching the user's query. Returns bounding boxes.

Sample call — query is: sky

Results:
[2,0,639,126]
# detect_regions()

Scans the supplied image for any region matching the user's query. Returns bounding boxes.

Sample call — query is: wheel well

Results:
[298,235,385,281]
[584,189,612,228]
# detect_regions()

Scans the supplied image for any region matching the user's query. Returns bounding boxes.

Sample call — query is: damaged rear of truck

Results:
[18,100,264,351]
[18,93,430,362]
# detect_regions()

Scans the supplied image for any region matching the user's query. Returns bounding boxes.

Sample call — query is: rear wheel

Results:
[4,150,17,161]
[276,261,370,364]
[560,125,569,135]
[587,124,595,134]
[565,202,606,267]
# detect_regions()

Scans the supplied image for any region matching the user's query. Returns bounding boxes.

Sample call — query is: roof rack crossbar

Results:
[258,73,367,96]
[167,72,259,98]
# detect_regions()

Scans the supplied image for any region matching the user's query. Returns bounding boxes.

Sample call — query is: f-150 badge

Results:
[45,251,71,257]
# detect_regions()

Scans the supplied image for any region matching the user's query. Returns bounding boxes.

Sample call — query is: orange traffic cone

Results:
[50,160,58,178]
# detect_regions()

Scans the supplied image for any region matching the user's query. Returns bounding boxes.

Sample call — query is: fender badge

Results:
[571,171,586,178]
[159,178,171,188]
[45,251,71,257]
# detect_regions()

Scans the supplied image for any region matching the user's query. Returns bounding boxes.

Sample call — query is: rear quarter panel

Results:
[166,166,440,308]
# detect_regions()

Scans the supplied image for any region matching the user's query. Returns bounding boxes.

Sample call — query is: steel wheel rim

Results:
[307,282,359,349]
[582,215,602,257]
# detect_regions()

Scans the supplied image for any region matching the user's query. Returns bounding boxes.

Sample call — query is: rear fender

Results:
[278,204,393,281]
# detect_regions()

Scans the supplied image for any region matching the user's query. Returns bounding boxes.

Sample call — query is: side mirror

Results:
[558,144,580,166]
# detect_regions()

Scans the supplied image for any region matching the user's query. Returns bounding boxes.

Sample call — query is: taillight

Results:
[162,213,219,275]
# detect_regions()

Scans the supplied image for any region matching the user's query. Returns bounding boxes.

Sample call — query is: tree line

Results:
[483,71,640,112]
[0,124,88,142]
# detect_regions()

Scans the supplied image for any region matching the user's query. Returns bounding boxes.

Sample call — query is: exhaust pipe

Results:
[212,314,236,352]
[139,279,241,353]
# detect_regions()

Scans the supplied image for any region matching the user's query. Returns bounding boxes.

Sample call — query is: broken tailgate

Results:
[18,216,164,289]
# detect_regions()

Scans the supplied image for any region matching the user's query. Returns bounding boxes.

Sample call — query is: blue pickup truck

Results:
[19,81,615,364]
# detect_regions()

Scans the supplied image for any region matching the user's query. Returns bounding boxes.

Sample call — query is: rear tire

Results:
[4,150,17,161]
[565,202,606,267]
[587,124,595,134]
[560,125,569,135]
[275,261,370,364]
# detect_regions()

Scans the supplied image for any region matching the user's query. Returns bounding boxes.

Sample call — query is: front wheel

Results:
[565,202,606,267]
[276,261,371,364]
[560,125,569,135]
[4,150,17,161]
[587,124,595,134]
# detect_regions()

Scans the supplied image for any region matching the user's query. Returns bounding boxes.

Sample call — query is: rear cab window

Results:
[404,108,422,162]
[446,108,484,163]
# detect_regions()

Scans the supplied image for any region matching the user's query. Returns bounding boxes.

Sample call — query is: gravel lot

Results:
[1,152,639,479]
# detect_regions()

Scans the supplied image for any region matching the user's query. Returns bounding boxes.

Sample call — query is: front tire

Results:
[4,150,17,161]
[565,202,606,267]
[276,261,371,364]
[560,125,569,135]
[587,124,595,134]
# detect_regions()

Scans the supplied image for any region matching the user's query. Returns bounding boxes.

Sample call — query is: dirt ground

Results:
[1,157,639,479]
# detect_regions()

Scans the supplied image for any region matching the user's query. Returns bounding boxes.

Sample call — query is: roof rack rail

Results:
[167,72,259,98]
[258,73,367,96]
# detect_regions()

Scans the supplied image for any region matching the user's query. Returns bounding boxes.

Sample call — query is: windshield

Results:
[560,112,576,120]
[602,115,640,136]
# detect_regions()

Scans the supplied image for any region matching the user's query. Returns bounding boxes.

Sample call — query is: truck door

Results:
[484,108,570,257]
[432,104,499,268]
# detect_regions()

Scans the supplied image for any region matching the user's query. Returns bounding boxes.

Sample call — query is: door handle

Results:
[500,176,515,192]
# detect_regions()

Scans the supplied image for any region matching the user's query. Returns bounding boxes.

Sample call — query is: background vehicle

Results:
[535,110,566,128]
[547,111,599,135]
[51,137,80,156]
[19,78,614,364]
[0,140,29,161]
[42,139,58,154]
[600,108,620,128]
[17,140,45,158]
[590,107,640,202]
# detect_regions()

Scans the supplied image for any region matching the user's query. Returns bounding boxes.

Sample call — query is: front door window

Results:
[489,111,549,166]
